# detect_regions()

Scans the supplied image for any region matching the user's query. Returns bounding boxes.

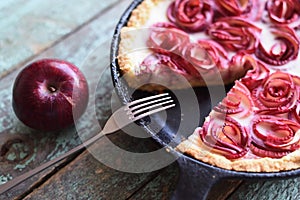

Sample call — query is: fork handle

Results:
[0,131,105,194]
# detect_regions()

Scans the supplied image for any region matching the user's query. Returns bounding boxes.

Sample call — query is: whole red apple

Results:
[12,59,89,131]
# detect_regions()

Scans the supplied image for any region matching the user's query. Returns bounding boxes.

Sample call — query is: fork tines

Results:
[126,93,175,120]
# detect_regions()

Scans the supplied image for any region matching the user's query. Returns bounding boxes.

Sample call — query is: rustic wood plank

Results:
[128,163,179,200]
[228,178,300,200]
[23,127,175,200]
[207,180,242,200]
[0,0,120,78]
[0,0,133,198]
[127,165,242,200]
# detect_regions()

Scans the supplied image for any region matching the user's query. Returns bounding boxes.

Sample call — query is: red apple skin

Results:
[12,59,89,131]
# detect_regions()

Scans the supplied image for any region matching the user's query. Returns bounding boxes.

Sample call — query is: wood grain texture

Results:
[23,127,177,200]
[207,180,242,200]
[0,0,119,78]
[0,0,132,198]
[128,163,179,200]
[228,178,300,200]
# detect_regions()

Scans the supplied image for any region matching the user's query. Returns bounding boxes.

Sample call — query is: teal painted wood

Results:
[0,0,132,198]
[228,179,300,200]
[0,0,120,78]
[23,150,165,200]
[129,163,179,200]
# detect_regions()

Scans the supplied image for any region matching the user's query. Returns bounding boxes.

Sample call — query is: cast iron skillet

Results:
[110,0,300,199]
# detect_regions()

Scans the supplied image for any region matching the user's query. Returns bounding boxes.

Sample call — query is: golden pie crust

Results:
[118,0,300,172]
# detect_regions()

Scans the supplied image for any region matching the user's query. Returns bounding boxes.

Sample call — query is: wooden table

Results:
[1,1,300,199]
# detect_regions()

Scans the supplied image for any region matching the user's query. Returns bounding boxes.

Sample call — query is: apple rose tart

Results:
[118,0,300,172]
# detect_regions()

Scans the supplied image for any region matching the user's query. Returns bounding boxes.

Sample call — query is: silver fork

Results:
[0,93,175,194]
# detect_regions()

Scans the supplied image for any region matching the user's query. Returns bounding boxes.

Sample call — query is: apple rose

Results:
[215,0,262,20]
[147,22,190,54]
[167,0,214,32]
[214,81,254,118]
[232,53,270,90]
[288,75,300,122]
[182,39,228,73]
[290,102,300,124]
[266,0,300,27]
[252,71,298,114]
[251,116,300,158]
[140,52,200,78]
[199,115,250,159]
[207,17,261,53]
[255,25,299,66]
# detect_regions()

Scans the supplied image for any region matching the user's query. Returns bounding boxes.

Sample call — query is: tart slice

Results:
[117,0,300,172]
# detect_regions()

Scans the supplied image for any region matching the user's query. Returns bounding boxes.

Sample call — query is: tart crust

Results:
[118,0,169,91]
[177,124,300,172]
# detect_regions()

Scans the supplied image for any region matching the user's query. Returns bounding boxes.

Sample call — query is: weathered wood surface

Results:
[23,128,177,200]
[1,0,300,199]
[0,0,130,198]
[228,178,300,200]
[0,0,121,78]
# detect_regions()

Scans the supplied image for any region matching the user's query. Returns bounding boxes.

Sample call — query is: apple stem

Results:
[48,85,57,93]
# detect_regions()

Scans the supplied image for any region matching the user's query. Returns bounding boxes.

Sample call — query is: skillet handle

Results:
[171,155,225,200]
